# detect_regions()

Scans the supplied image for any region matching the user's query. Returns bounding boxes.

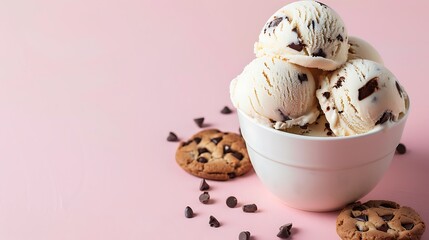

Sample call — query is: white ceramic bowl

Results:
[237,109,409,211]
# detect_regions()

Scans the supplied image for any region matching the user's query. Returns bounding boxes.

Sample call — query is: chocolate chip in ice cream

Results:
[334,76,345,89]
[375,111,393,125]
[298,73,308,83]
[288,42,305,52]
[323,92,331,99]
[358,77,379,101]
[312,49,327,58]
[336,34,344,42]
[395,81,403,98]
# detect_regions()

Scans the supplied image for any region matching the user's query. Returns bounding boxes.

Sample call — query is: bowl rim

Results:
[237,104,410,141]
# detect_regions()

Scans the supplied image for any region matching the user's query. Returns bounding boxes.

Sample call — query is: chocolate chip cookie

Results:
[336,200,425,240]
[175,129,251,181]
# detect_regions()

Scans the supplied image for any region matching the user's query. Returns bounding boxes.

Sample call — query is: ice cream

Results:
[282,114,335,137]
[230,56,320,129]
[316,59,408,136]
[254,0,349,71]
[348,36,384,64]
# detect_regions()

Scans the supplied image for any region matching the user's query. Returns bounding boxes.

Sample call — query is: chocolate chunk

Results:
[396,143,406,154]
[231,151,244,160]
[288,42,305,52]
[381,214,394,221]
[268,17,284,28]
[395,81,403,97]
[199,191,210,204]
[355,215,368,222]
[334,77,345,88]
[194,117,205,128]
[197,157,208,163]
[167,132,179,142]
[194,137,202,144]
[221,106,232,114]
[209,215,220,228]
[323,92,330,99]
[239,231,251,240]
[336,34,344,42]
[210,137,223,145]
[199,179,210,191]
[312,49,326,58]
[226,196,238,208]
[402,222,414,230]
[377,223,389,232]
[242,204,257,213]
[277,223,292,239]
[358,77,379,101]
[198,148,210,155]
[278,109,291,122]
[297,73,308,83]
[228,172,236,179]
[324,122,331,131]
[375,111,393,125]
[184,206,194,218]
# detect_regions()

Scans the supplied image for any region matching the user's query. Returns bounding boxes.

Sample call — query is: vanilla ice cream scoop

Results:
[230,56,319,129]
[348,36,384,64]
[316,59,408,136]
[254,0,349,71]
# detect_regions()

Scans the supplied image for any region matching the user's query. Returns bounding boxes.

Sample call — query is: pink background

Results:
[0,0,428,239]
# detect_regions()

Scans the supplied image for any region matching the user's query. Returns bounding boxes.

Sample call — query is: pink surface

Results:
[0,0,428,239]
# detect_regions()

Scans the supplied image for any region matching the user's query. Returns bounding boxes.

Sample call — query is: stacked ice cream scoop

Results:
[230,0,408,137]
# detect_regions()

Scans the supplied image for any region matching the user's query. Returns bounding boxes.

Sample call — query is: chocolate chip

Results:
[326,106,330,111]
[334,77,345,88]
[239,231,251,240]
[199,192,210,204]
[402,222,414,230]
[167,132,179,142]
[338,110,344,114]
[300,124,308,129]
[380,202,398,209]
[352,205,366,212]
[194,137,202,144]
[358,77,379,101]
[221,106,232,114]
[226,196,238,208]
[211,137,223,145]
[288,42,305,52]
[198,148,210,155]
[327,131,333,136]
[316,1,328,7]
[354,215,368,222]
[396,143,406,154]
[395,81,403,97]
[278,109,291,122]
[242,204,257,213]
[209,215,220,228]
[182,140,192,147]
[194,117,205,128]
[184,206,194,218]
[297,73,308,83]
[377,223,389,232]
[199,179,210,191]
[323,92,330,99]
[375,111,393,125]
[312,49,326,58]
[223,145,232,154]
[336,34,344,42]
[197,157,208,163]
[381,214,394,221]
[324,122,332,131]
[277,223,292,239]
[228,172,236,179]
[231,151,244,160]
